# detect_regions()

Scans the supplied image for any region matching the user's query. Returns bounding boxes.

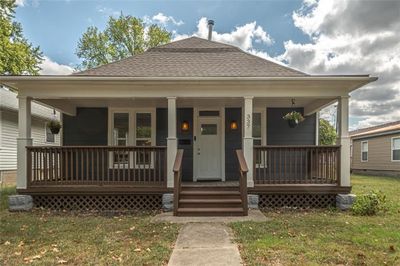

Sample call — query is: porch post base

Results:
[336,193,356,211]
[248,194,259,209]
[9,195,33,212]
[162,193,174,212]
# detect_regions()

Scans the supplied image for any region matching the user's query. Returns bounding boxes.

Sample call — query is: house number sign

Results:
[246,114,251,129]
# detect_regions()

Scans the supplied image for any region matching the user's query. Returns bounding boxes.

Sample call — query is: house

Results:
[0,87,60,186]
[350,121,400,177]
[0,23,377,216]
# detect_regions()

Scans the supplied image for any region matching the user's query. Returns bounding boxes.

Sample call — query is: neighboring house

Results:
[350,121,400,177]
[0,23,377,215]
[0,87,60,185]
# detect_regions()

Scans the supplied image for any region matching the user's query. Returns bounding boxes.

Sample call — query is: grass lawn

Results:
[0,187,180,265]
[231,175,400,265]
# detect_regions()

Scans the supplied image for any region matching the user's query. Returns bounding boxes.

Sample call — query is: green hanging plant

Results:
[47,120,62,134]
[283,111,305,128]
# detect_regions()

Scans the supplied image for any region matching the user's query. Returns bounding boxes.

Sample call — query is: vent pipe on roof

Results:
[208,20,214,41]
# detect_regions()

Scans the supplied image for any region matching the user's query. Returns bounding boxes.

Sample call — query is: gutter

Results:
[351,130,400,140]
[0,75,378,82]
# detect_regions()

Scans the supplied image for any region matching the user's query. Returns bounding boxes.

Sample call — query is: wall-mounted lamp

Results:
[181,121,190,131]
[230,120,238,130]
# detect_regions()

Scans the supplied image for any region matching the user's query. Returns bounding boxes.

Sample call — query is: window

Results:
[109,109,155,168]
[201,124,217,135]
[392,137,400,161]
[45,125,55,143]
[361,141,368,162]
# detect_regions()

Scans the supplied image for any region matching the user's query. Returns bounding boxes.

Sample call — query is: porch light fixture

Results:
[181,121,190,131]
[230,120,238,130]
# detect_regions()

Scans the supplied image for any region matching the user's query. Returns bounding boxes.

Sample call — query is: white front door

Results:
[196,117,222,180]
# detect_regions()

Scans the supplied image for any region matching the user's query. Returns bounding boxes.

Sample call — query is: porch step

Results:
[179,198,242,208]
[176,207,245,216]
[179,190,241,200]
[176,185,246,216]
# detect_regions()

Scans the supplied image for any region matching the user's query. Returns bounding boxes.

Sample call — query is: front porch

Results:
[0,74,371,214]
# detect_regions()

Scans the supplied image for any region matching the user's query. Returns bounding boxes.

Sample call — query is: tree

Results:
[319,118,337,145]
[0,0,43,75]
[76,13,171,70]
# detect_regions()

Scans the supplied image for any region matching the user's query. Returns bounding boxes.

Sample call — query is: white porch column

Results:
[243,96,254,187]
[167,97,177,188]
[315,111,320,145]
[337,96,350,187]
[17,96,33,189]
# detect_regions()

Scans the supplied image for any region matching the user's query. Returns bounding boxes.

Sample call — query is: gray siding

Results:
[156,108,193,181]
[0,110,60,171]
[225,108,242,181]
[267,108,316,145]
[63,108,108,146]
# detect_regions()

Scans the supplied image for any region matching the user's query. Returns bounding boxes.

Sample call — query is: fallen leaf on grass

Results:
[57,259,68,264]
[134,248,141,252]
[389,245,396,252]
[18,241,24,247]
[53,247,60,253]
[14,251,22,256]
[4,241,11,245]
[129,226,136,231]
[146,248,151,252]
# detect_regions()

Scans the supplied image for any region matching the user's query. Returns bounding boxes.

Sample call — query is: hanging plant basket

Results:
[283,111,305,128]
[47,120,62,134]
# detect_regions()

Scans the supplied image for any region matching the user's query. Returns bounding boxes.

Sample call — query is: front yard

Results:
[1,174,399,265]
[231,175,400,265]
[0,188,180,265]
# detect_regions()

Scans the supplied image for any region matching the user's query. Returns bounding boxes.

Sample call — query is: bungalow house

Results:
[0,86,60,186]
[350,121,400,177]
[0,24,377,216]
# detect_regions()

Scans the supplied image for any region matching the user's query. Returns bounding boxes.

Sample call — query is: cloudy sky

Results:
[14,0,400,130]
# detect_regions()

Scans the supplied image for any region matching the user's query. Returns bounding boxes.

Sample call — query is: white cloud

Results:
[173,17,273,57]
[15,0,25,6]
[152,13,184,26]
[96,6,120,17]
[278,0,400,130]
[39,56,74,75]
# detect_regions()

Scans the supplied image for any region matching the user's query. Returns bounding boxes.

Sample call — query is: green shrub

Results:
[352,190,387,216]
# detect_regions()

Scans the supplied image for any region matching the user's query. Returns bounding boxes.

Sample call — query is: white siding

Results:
[0,110,60,171]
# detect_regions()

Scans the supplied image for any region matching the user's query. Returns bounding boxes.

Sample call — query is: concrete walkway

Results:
[168,223,243,266]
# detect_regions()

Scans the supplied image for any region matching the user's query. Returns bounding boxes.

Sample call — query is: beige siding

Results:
[0,110,60,171]
[352,134,400,171]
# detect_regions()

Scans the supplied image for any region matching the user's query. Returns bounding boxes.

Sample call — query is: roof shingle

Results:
[74,37,307,77]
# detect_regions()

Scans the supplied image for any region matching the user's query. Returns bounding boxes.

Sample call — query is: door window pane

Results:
[136,113,151,138]
[113,113,129,146]
[201,124,217,135]
[135,113,152,165]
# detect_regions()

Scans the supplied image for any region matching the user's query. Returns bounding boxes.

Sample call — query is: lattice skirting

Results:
[32,194,162,211]
[259,194,336,209]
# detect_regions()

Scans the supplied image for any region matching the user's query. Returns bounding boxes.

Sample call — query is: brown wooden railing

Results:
[27,146,167,187]
[173,149,184,216]
[253,145,340,185]
[236,150,248,216]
